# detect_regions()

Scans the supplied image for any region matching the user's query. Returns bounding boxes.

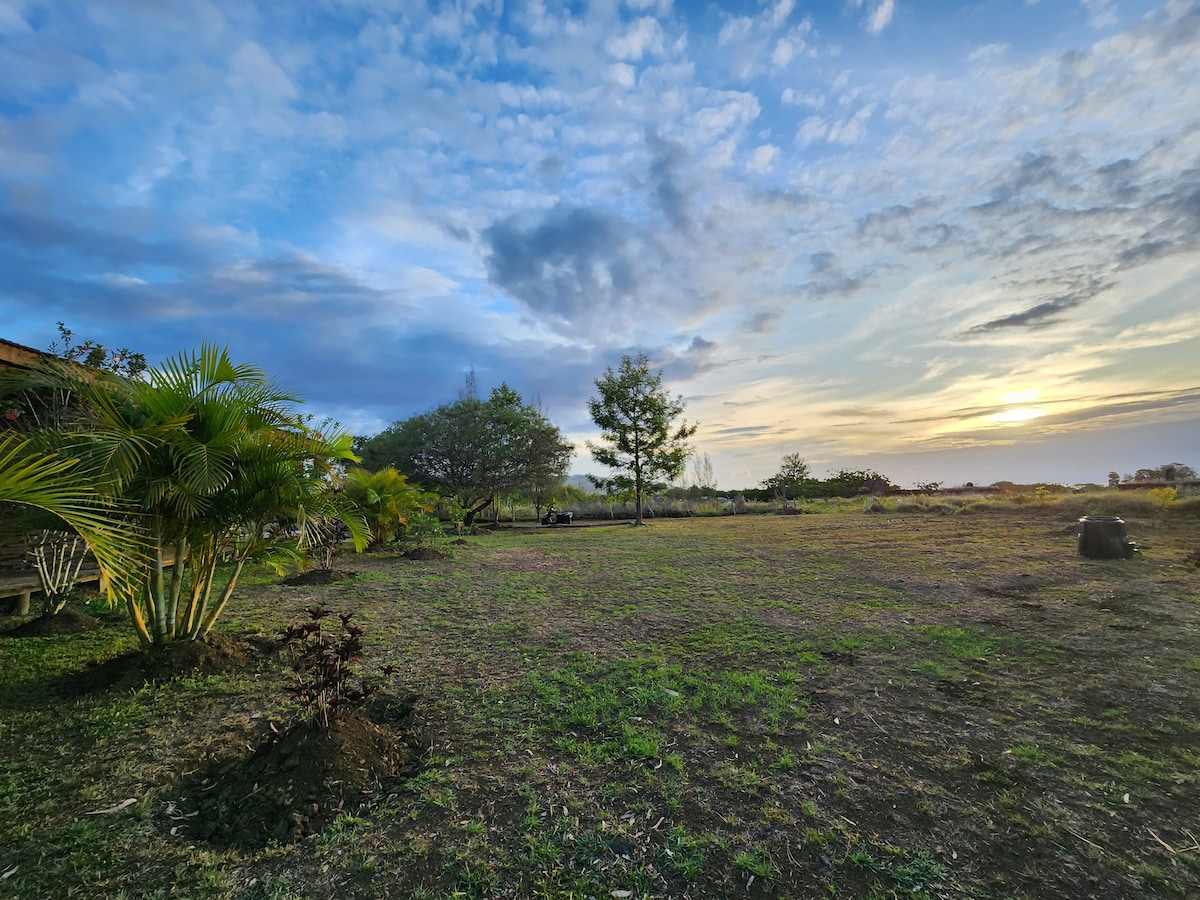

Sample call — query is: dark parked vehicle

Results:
[541,508,574,526]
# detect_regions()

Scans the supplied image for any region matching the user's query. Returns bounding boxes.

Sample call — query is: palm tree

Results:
[343,467,437,550]
[0,434,143,601]
[50,346,366,646]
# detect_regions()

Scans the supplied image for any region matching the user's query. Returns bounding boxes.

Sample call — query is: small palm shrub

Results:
[343,468,437,550]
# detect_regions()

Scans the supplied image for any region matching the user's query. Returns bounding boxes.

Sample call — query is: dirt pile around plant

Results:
[172,696,418,849]
[2,608,103,637]
[402,547,450,560]
[280,569,357,586]
[54,633,268,697]
[138,632,259,680]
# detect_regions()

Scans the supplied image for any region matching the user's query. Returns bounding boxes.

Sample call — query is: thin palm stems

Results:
[164,536,188,639]
[197,554,248,639]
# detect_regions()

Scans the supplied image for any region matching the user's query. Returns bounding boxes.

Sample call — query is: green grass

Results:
[1,511,1198,897]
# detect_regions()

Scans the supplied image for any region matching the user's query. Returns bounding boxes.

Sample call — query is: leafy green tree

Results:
[587,353,696,526]
[1148,486,1177,510]
[358,380,573,527]
[1126,463,1197,483]
[762,453,810,501]
[816,469,892,498]
[49,321,146,378]
[343,467,437,550]
[36,346,366,646]
[523,403,574,522]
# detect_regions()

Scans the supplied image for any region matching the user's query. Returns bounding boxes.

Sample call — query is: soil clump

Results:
[174,695,418,849]
[2,608,103,637]
[280,569,357,586]
[54,632,266,697]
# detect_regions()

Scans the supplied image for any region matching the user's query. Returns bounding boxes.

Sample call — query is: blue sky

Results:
[2,0,1198,488]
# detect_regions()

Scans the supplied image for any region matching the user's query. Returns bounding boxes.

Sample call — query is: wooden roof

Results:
[0,338,49,371]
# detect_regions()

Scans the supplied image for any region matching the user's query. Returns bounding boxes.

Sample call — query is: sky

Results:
[1,0,1198,490]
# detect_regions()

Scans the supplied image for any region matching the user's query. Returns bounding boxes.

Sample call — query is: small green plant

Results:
[734,847,773,879]
[660,826,708,879]
[280,606,394,729]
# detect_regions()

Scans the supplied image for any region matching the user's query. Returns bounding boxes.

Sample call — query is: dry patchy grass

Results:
[2,507,1199,898]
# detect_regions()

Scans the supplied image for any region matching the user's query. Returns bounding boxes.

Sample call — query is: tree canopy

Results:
[587,353,696,526]
[762,453,810,501]
[1124,463,1197,483]
[357,381,573,526]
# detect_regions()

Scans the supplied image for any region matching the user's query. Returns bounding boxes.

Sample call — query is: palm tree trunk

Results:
[197,555,247,639]
[164,536,188,638]
[179,542,214,639]
[125,591,152,648]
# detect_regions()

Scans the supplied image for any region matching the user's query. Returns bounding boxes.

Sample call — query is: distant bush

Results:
[1081,492,1154,518]
[1148,487,1177,510]
[1173,496,1200,516]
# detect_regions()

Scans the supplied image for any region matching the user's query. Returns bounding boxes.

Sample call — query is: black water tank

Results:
[1078,516,1134,559]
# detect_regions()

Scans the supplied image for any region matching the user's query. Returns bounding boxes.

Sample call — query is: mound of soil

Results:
[402,547,450,560]
[54,633,266,697]
[279,569,357,586]
[175,699,418,848]
[2,608,103,637]
[143,632,259,678]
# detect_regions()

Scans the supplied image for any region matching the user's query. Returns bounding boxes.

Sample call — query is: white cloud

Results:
[867,0,896,34]
[608,62,637,88]
[717,16,753,48]
[229,41,297,102]
[782,88,824,107]
[796,115,828,146]
[604,16,665,60]
[967,43,1008,64]
[772,37,797,67]
[771,0,796,27]
[625,0,672,12]
[847,0,896,35]
[749,144,779,173]
[1081,0,1118,29]
[826,104,875,143]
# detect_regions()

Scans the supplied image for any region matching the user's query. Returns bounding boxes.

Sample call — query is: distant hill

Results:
[564,474,597,492]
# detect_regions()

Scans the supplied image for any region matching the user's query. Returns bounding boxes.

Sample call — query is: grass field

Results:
[1,507,1198,898]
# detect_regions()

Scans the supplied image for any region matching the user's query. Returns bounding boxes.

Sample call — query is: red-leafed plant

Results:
[280,606,395,729]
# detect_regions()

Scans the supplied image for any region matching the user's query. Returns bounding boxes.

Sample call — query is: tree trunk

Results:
[464,496,492,528]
